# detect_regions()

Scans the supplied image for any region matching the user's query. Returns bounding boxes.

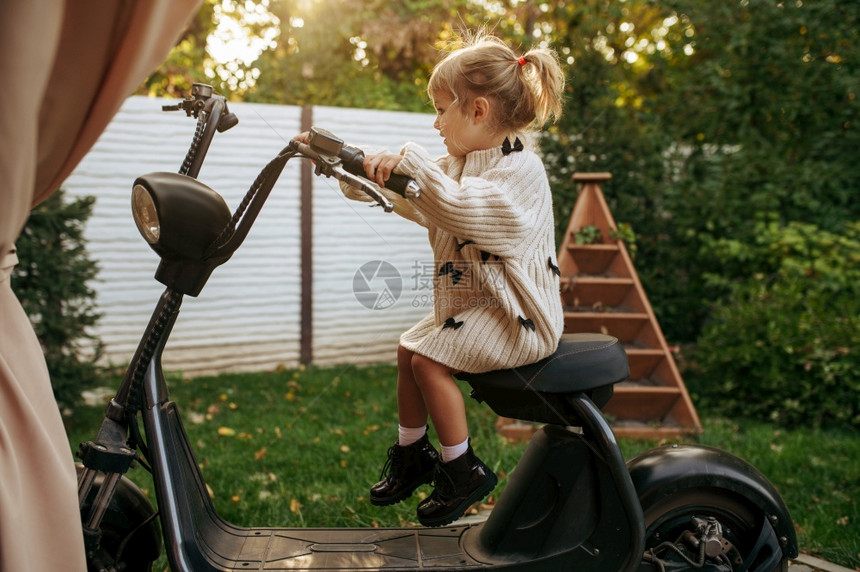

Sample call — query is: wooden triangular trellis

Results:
[496,172,702,441]
[558,172,701,438]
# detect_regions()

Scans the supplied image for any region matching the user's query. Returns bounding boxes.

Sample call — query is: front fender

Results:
[627,444,798,559]
[77,464,162,565]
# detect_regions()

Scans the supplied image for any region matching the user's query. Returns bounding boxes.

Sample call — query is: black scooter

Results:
[77,84,798,572]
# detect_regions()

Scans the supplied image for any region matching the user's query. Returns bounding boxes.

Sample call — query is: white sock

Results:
[441,438,469,463]
[398,424,426,446]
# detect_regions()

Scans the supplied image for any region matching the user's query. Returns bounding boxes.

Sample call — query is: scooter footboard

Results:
[464,420,645,571]
[145,400,496,570]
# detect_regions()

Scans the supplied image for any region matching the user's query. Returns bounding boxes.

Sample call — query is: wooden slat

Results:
[604,386,681,422]
[564,312,649,342]
[561,276,634,308]
[566,244,619,275]
[612,424,700,439]
[624,348,665,380]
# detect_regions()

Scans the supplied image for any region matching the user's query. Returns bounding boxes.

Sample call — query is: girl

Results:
[337,33,565,527]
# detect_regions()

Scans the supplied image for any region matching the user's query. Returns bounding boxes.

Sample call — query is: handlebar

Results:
[306,127,420,200]
[337,145,420,199]
[280,126,421,213]
[163,87,420,211]
[163,83,239,178]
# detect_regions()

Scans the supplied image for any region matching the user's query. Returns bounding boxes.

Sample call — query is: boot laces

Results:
[430,463,456,499]
[378,445,399,480]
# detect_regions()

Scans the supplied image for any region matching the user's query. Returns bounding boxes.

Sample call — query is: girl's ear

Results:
[472,97,491,124]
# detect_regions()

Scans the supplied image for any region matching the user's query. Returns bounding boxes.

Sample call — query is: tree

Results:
[534,2,698,337]
[688,220,860,428]
[137,0,218,97]
[12,190,103,410]
[536,0,859,342]
[647,0,859,338]
[244,0,495,109]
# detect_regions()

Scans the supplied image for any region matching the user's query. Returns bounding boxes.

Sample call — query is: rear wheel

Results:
[641,488,789,572]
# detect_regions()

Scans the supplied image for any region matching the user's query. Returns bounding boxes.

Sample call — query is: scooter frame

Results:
[76,84,798,572]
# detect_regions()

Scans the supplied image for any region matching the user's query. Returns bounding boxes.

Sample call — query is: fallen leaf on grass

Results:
[290,498,303,514]
[217,427,236,437]
[363,424,380,435]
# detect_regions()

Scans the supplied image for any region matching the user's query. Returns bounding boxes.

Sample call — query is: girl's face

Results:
[432,91,495,157]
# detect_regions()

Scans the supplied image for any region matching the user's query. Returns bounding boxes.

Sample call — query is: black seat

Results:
[457,333,629,425]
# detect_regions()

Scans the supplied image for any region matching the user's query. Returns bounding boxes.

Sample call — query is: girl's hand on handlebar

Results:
[363,153,403,188]
[293,132,311,145]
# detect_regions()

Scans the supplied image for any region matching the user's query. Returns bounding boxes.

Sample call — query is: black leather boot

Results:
[416,444,498,527]
[370,433,440,506]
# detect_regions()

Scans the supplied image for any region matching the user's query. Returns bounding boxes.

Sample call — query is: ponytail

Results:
[517,48,565,127]
[428,32,566,133]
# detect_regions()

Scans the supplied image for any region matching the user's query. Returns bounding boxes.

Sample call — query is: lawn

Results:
[65,363,859,569]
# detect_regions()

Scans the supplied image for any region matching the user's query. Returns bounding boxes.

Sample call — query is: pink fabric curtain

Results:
[0,1,200,569]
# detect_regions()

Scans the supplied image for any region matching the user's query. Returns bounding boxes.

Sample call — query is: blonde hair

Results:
[428,33,565,134]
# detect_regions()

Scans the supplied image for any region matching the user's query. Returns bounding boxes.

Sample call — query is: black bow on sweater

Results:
[501,137,524,155]
[438,261,463,285]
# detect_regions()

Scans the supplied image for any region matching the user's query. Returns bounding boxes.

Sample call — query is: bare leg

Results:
[370,346,439,506]
[410,353,467,447]
[396,345,428,429]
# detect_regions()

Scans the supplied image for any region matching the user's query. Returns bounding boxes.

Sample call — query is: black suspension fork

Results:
[77,288,183,552]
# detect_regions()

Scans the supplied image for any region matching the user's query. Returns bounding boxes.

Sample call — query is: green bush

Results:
[11,190,103,410]
[687,221,860,428]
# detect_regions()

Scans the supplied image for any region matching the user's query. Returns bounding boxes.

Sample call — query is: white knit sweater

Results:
[341,136,564,373]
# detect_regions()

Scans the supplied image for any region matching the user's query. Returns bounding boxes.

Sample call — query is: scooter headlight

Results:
[132,184,160,244]
[131,172,232,262]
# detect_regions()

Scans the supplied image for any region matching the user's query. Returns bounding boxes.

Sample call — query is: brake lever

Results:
[291,140,394,212]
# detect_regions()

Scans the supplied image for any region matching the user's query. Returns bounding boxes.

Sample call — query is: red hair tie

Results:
[517,56,527,67]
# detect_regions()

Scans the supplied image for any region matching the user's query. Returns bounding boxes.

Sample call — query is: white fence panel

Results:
[60,97,444,375]
[308,106,442,367]
[62,97,303,374]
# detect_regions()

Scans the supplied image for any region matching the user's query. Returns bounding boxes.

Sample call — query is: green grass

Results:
[66,364,859,569]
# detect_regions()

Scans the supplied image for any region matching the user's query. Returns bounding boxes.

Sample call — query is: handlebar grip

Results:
[338,145,419,198]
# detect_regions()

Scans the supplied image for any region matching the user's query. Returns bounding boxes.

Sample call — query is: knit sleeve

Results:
[395,142,548,256]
